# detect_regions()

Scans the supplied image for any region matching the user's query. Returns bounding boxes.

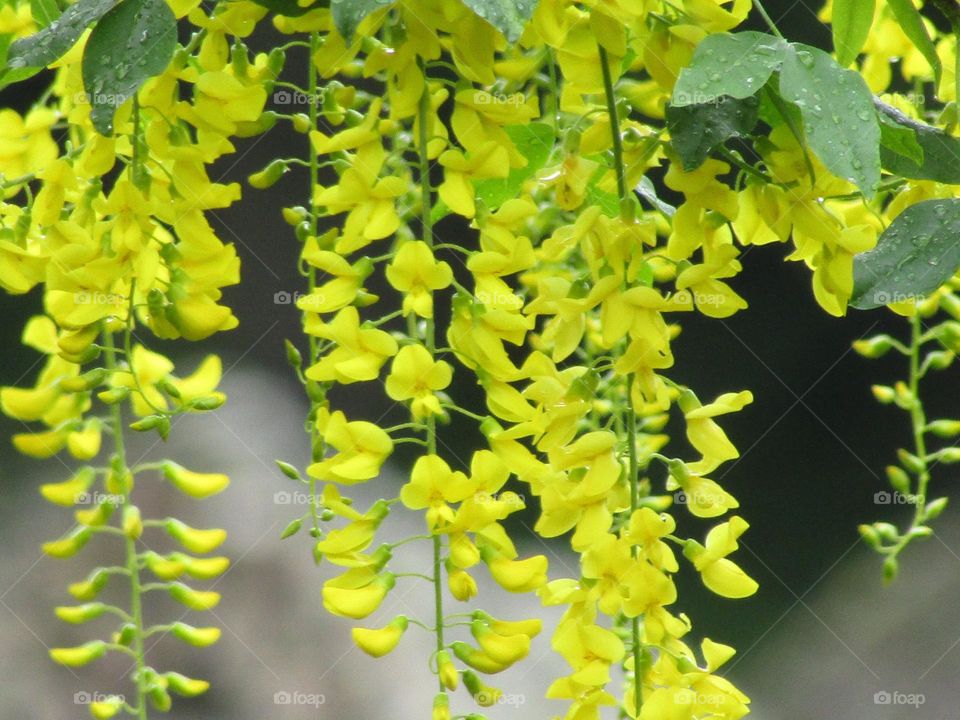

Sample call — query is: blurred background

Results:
[3,0,960,717]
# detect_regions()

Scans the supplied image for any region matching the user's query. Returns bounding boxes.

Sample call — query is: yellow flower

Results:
[315,169,406,254]
[686,516,758,599]
[385,344,452,418]
[438,141,509,218]
[352,616,409,657]
[304,306,398,383]
[322,569,395,619]
[188,71,268,135]
[400,454,476,530]
[681,390,753,473]
[385,241,453,318]
[308,410,393,483]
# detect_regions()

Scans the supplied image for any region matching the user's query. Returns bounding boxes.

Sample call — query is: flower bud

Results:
[122,505,142,539]
[55,603,107,624]
[43,528,92,558]
[164,519,227,554]
[924,496,949,521]
[248,159,289,189]
[437,649,458,690]
[89,696,123,718]
[50,641,106,667]
[165,672,210,697]
[171,622,221,647]
[162,462,230,499]
[852,335,895,358]
[168,582,221,611]
[40,467,95,506]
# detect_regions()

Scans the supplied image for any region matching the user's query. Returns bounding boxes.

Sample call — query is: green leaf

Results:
[832,0,874,67]
[851,199,960,310]
[30,0,61,27]
[779,43,880,197]
[878,113,924,166]
[4,0,116,84]
[461,0,539,42]
[672,31,787,107]
[331,0,393,44]
[81,0,177,135]
[666,94,760,171]
[474,122,555,211]
[885,0,941,85]
[875,100,960,184]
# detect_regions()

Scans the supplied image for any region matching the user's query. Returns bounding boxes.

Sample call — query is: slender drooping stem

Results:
[752,0,785,39]
[600,45,643,717]
[416,55,445,688]
[104,325,147,720]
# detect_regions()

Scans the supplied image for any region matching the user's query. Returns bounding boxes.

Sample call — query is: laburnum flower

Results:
[623,508,679,572]
[315,498,390,564]
[438,141,509,218]
[169,355,226,410]
[0,230,46,294]
[641,638,751,720]
[315,169,406,254]
[680,390,752,473]
[664,158,739,220]
[304,306,398,383]
[310,98,387,181]
[551,621,625,688]
[0,108,58,193]
[352,615,409,657]
[683,0,751,32]
[384,344,452,419]
[322,567,396,619]
[685,516,758,599]
[385,241,453,318]
[445,450,522,534]
[450,88,539,167]
[675,245,748,319]
[110,344,174,416]
[296,245,374,315]
[400,454,475,530]
[447,297,532,380]
[183,70,268,136]
[481,544,548,593]
[308,410,393,484]
[539,152,601,211]
[667,463,739,518]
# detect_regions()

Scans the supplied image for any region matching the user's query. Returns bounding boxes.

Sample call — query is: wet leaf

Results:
[667,94,760,171]
[461,0,539,42]
[779,43,880,197]
[832,0,874,67]
[474,122,555,210]
[851,199,960,309]
[875,100,960,184]
[331,0,393,44]
[81,0,177,135]
[672,31,787,107]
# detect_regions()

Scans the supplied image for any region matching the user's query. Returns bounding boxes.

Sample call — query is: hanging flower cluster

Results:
[262,2,763,719]
[0,0,275,716]
[5,0,960,716]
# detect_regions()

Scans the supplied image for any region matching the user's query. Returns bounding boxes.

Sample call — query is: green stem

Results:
[307,31,324,539]
[601,41,643,715]
[417,55,445,691]
[751,0,785,39]
[907,313,931,524]
[103,327,147,720]
[599,47,629,217]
